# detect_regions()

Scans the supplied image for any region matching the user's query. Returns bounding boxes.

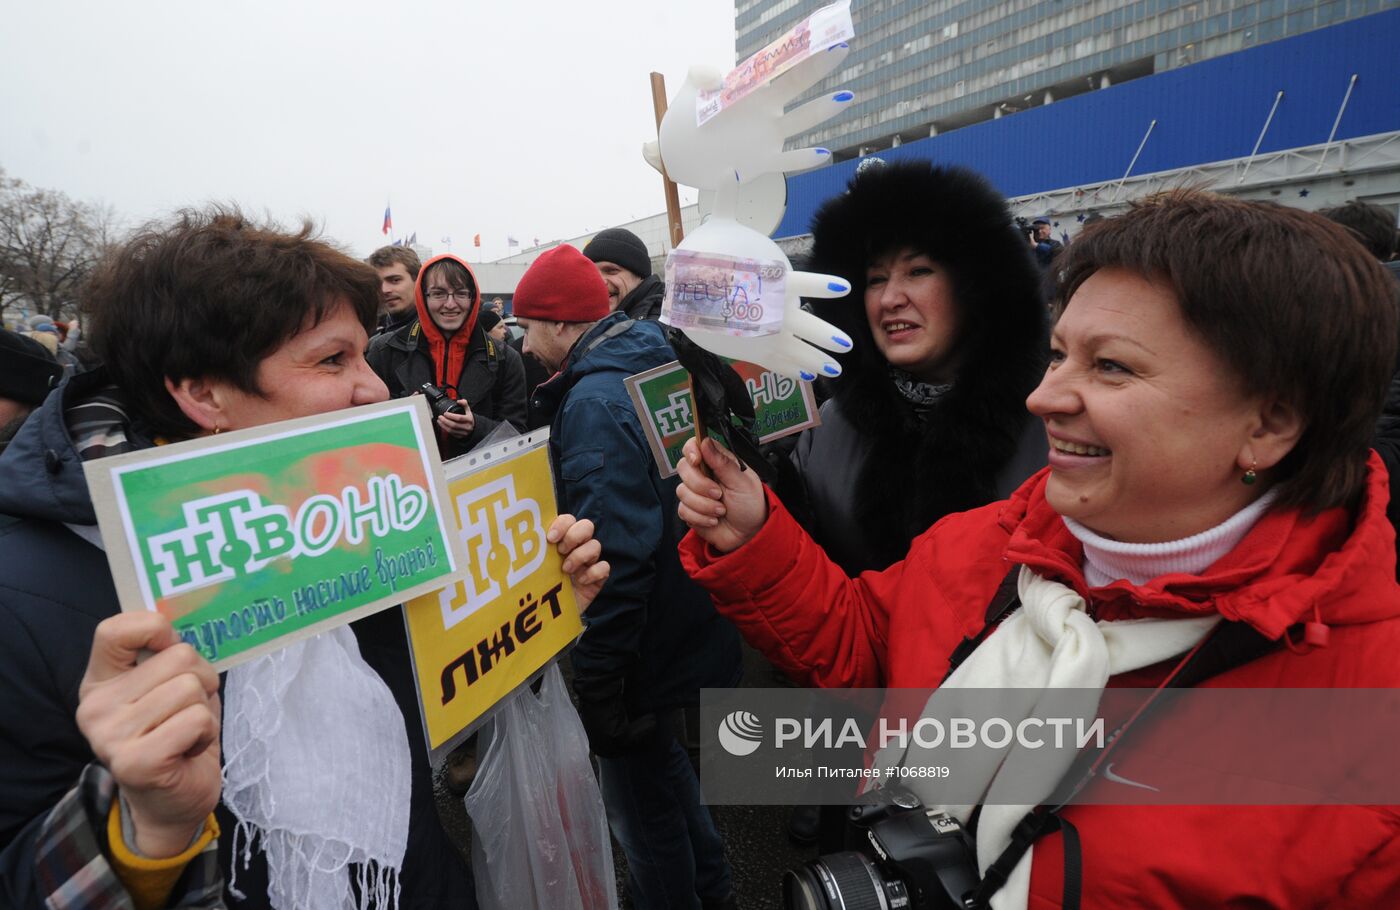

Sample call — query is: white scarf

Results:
[886,567,1218,910]
[222,626,411,910]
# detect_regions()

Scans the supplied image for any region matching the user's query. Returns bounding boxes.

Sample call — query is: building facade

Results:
[740,0,1398,160]
[486,6,1397,281]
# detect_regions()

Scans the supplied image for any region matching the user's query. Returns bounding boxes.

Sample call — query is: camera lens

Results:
[783,852,911,910]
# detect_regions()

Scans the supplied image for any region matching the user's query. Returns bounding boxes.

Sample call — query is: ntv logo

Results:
[438,476,547,630]
[146,476,428,598]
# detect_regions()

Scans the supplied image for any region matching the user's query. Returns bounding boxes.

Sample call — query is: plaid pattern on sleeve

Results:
[34,764,225,910]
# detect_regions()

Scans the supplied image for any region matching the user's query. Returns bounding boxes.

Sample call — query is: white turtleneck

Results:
[1063,489,1279,587]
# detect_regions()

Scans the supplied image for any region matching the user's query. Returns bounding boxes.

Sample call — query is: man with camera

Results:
[1029,217,1062,268]
[367,253,527,458]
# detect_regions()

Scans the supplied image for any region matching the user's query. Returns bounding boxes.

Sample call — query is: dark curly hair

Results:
[84,206,379,439]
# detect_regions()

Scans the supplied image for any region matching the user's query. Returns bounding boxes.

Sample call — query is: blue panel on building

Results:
[773,10,1400,238]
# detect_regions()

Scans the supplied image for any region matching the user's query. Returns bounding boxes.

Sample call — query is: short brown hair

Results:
[422,258,476,294]
[85,207,379,439]
[1054,190,1399,512]
[367,244,422,278]
[1319,200,1398,261]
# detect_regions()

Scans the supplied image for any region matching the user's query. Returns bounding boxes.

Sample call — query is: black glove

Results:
[667,328,776,486]
[573,676,658,757]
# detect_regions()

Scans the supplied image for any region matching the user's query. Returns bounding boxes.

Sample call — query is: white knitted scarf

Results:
[222,626,411,910]
[888,567,1219,910]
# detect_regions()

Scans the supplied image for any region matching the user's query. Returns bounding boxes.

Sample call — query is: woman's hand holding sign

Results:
[676,436,768,553]
[549,514,610,612]
[76,612,221,858]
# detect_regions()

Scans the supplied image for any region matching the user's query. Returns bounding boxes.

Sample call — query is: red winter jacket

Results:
[680,453,1400,908]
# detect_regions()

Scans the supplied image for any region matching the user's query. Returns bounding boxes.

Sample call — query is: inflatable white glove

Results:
[648,1,858,381]
[666,217,852,381]
[651,46,855,190]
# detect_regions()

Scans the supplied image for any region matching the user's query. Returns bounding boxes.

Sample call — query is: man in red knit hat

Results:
[515,244,741,910]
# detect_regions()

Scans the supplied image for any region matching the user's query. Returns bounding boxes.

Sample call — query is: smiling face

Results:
[423,264,473,333]
[1026,268,1280,543]
[208,299,388,429]
[594,261,642,311]
[864,248,961,382]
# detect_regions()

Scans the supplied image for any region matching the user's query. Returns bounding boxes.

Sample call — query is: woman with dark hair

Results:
[0,209,608,910]
[781,160,1047,575]
[678,190,1400,907]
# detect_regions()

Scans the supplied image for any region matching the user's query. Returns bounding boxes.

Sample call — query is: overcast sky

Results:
[1,0,735,261]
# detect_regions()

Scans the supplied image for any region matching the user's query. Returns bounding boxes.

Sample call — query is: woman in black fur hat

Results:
[782,160,1048,574]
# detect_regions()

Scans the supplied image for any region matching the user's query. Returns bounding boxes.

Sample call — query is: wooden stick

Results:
[649,72,710,465]
[649,72,686,251]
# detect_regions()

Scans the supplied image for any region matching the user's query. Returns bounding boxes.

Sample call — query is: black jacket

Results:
[0,370,475,910]
[780,161,1049,574]
[509,332,554,421]
[1371,266,1400,567]
[375,307,416,336]
[367,320,527,457]
[617,273,665,321]
[1374,369,1400,575]
[532,314,741,744]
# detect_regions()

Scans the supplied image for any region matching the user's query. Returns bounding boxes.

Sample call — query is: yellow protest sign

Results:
[403,430,582,759]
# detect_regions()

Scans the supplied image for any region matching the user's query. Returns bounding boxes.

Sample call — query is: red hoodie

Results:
[412,253,482,398]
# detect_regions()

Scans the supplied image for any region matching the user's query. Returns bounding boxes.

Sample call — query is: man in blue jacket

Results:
[514,244,741,910]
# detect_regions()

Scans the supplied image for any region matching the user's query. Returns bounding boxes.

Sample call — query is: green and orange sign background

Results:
[86,399,463,669]
[624,358,820,477]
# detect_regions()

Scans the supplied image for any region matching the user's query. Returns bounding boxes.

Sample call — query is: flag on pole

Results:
[407,232,417,246]
[441,236,452,245]
[382,205,392,236]
[473,234,481,248]
[533,237,540,247]
[507,236,519,248]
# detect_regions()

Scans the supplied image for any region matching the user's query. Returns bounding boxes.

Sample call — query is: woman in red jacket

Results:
[676,190,1400,908]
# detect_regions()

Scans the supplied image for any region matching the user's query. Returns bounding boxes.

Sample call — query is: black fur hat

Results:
[800,160,1049,565]
[805,159,1045,387]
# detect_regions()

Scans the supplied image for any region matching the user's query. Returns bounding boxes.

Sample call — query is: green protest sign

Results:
[85,398,466,670]
[624,358,820,477]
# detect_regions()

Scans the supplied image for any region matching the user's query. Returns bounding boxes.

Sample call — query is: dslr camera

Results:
[784,788,981,910]
[418,382,466,419]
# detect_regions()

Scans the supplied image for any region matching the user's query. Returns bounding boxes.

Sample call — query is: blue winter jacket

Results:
[531,313,742,716]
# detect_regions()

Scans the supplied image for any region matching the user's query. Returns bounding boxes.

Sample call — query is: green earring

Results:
[1242,460,1258,486]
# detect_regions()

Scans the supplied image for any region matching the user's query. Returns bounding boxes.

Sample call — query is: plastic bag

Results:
[464,664,617,910]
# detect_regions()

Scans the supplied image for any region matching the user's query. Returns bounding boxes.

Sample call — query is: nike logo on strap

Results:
[1103,762,1159,792]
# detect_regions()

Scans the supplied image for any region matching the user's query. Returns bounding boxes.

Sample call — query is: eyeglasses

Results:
[426,289,473,303]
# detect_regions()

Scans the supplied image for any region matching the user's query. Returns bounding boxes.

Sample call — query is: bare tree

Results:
[0,168,117,326]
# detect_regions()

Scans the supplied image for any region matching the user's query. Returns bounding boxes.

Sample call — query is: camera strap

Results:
[941,567,1022,684]
[578,318,636,361]
[960,569,1282,909]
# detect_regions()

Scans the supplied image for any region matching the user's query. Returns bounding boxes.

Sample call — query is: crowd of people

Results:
[1,168,1399,910]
